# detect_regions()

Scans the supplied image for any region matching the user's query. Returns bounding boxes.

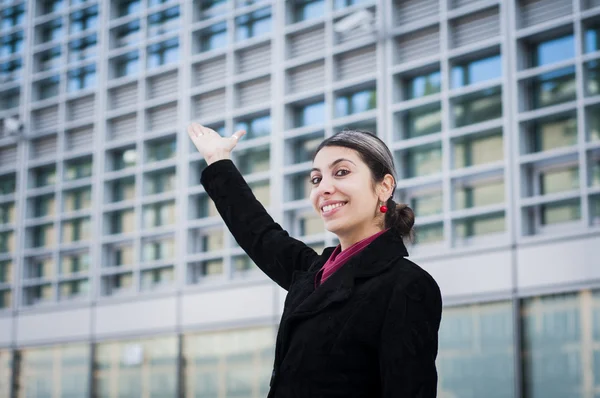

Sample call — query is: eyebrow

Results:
[311,158,357,173]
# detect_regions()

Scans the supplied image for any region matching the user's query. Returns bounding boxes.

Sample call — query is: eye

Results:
[310,176,321,185]
[335,169,350,177]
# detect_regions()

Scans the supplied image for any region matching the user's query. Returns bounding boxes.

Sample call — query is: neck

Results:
[338,225,384,251]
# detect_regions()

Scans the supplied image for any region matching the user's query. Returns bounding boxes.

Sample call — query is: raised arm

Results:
[188,123,320,290]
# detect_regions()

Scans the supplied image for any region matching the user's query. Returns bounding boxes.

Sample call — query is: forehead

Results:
[312,146,363,168]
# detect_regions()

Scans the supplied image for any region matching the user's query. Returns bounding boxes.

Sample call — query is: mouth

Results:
[321,202,348,215]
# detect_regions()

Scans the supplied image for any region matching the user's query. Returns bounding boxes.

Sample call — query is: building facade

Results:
[0,0,599,396]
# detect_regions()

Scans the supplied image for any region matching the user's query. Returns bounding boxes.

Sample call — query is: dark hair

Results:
[313,129,415,240]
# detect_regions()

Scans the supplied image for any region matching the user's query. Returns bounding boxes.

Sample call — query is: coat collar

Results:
[289,229,408,319]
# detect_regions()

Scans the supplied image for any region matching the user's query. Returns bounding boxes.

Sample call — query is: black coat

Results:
[202,160,442,398]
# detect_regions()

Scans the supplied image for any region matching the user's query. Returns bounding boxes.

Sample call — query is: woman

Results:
[188,123,442,398]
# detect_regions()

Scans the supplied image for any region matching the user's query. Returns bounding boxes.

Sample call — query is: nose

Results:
[315,175,335,197]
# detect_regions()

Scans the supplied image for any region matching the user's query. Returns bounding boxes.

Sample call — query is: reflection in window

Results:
[108,209,136,234]
[409,191,443,217]
[0,174,16,195]
[59,279,89,301]
[414,223,444,245]
[0,202,15,225]
[453,88,502,128]
[540,199,581,226]
[64,187,92,212]
[31,224,55,249]
[115,20,141,48]
[38,76,60,100]
[70,6,98,33]
[62,217,91,243]
[585,24,600,54]
[405,70,441,99]
[0,260,11,284]
[111,147,137,170]
[291,135,322,164]
[0,231,14,254]
[452,54,502,88]
[194,194,219,218]
[293,0,325,23]
[236,147,270,175]
[39,19,62,44]
[235,115,271,139]
[529,116,577,153]
[402,104,441,139]
[101,272,133,296]
[147,138,176,162]
[60,252,90,275]
[530,67,576,110]
[438,301,514,398]
[148,6,180,37]
[540,166,579,195]
[189,259,224,282]
[199,0,228,20]
[236,7,271,41]
[298,212,324,236]
[291,174,312,201]
[584,60,600,96]
[334,0,369,8]
[336,88,376,117]
[32,165,56,188]
[143,201,176,228]
[405,145,442,178]
[65,157,93,180]
[113,51,139,78]
[142,238,175,261]
[104,243,134,268]
[454,132,503,169]
[147,38,179,68]
[110,177,136,203]
[41,0,65,15]
[141,266,174,290]
[69,35,97,63]
[0,31,23,57]
[117,0,141,17]
[1,4,25,29]
[199,22,227,52]
[38,47,61,72]
[454,180,504,210]
[532,35,574,67]
[0,289,11,309]
[293,101,325,128]
[0,58,22,83]
[67,65,96,92]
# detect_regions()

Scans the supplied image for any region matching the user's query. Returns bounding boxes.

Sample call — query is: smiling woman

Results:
[187,123,442,398]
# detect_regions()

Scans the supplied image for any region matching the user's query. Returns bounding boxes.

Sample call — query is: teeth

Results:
[322,203,345,213]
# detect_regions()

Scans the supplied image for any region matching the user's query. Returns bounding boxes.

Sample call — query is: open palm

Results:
[187,123,246,165]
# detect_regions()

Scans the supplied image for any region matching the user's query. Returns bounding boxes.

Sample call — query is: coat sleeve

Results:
[201,159,320,290]
[379,274,442,397]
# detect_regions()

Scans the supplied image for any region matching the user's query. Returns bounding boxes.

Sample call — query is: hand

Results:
[187,123,246,165]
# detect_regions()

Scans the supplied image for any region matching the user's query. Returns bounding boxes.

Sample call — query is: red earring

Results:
[379,202,388,213]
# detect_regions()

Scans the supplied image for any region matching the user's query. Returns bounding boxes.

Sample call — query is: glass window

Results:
[31,165,57,188]
[141,266,174,290]
[145,169,176,195]
[291,174,312,201]
[147,138,177,162]
[452,54,502,88]
[117,0,141,17]
[336,88,376,117]
[39,19,62,44]
[541,199,581,225]
[109,177,136,203]
[529,116,577,153]
[40,0,65,15]
[59,279,89,301]
[95,337,177,397]
[101,272,134,296]
[530,66,577,110]
[19,345,90,397]
[233,254,257,273]
[236,147,270,175]
[69,34,97,63]
[401,104,442,139]
[0,58,22,83]
[63,187,92,212]
[67,65,96,92]
[532,35,575,67]
[143,201,176,228]
[0,231,14,254]
[189,259,224,282]
[62,217,91,243]
[409,191,443,217]
[584,60,600,97]
[199,0,228,20]
[454,180,504,210]
[405,70,441,99]
[453,88,502,128]
[0,260,12,284]
[148,6,180,37]
[115,20,141,48]
[585,24,600,54]
[290,135,322,164]
[147,38,179,68]
[405,145,442,178]
[113,51,139,78]
[591,159,600,187]
[195,229,224,252]
[70,5,98,33]
[454,132,503,169]
[22,284,54,306]
[104,243,135,267]
[108,209,136,234]
[60,252,90,275]
[297,212,324,236]
[65,157,93,180]
[1,4,25,29]
[0,174,16,195]
[588,107,600,142]
[438,301,515,398]
[235,114,271,139]
[142,238,175,261]
[250,181,270,206]
[0,289,11,309]
[110,147,137,170]
[414,222,444,245]
[30,224,55,249]
[148,0,173,6]
[24,256,53,279]
[38,47,62,72]
[38,75,60,100]
[183,328,274,397]
[199,22,227,52]
[334,0,369,8]
[236,7,271,41]
[195,194,219,218]
[540,166,579,195]
[293,101,325,128]
[293,0,325,23]
[0,31,23,57]
[0,202,15,225]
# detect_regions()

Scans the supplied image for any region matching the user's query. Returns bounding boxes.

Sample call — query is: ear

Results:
[378,174,395,202]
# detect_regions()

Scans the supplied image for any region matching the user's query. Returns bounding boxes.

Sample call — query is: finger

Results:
[190,123,204,138]
[187,124,198,139]
[231,130,246,141]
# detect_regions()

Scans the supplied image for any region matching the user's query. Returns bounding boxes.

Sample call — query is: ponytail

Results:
[384,198,415,241]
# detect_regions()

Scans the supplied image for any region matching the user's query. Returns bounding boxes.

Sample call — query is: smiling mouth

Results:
[321,202,347,214]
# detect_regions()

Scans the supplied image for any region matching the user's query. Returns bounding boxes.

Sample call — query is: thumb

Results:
[231,130,246,143]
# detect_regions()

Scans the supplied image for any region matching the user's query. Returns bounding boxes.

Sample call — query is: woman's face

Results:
[310,146,380,237]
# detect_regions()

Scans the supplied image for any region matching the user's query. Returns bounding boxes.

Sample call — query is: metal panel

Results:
[451,7,500,49]
[148,102,178,131]
[237,42,271,74]
[32,106,59,131]
[394,0,439,25]
[16,308,92,344]
[193,56,227,86]
[109,83,138,110]
[95,297,177,336]
[395,26,439,64]
[236,77,271,108]
[109,113,137,140]
[287,61,325,94]
[193,89,226,119]
[32,135,57,159]
[288,26,325,59]
[519,0,573,28]
[66,125,94,151]
[67,95,95,122]
[0,145,17,167]
[336,45,376,81]
[148,71,178,99]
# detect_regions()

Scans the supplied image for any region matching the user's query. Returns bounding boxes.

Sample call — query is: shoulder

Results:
[385,257,442,307]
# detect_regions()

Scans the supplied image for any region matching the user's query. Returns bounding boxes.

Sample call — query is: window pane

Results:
[110,177,136,203]
[455,212,505,239]
[294,101,325,127]
[147,139,176,162]
[141,266,174,290]
[414,223,444,245]
[438,301,515,398]
[235,115,271,139]
[0,231,14,253]
[236,147,270,175]
[409,192,443,217]
[0,202,15,225]
[145,169,176,195]
[540,166,579,195]
[64,187,92,212]
[405,70,441,99]
[143,201,176,227]
[200,22,227,52]
[294,0,325,22]
[236,7,271,41]
[530,67,576,110]
[290,135,322,164]
[65,158,93,180]
[250,181,270,206]
[454,88,502,128]
[336,88,376,117]
[454,180,504,210]
[530,116,577,153]
[406,145,442,178]
[454,132,503,169]
[584,60,600,97]
[452,55,502,88]
[0,174,16,195]
[402,104,442,139]
[533,35,575,67]
[541,199,581,225]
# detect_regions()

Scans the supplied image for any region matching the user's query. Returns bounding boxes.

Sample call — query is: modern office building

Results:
[0,0,599,396]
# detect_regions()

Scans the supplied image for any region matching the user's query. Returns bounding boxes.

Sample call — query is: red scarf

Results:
[316,229,388,287]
